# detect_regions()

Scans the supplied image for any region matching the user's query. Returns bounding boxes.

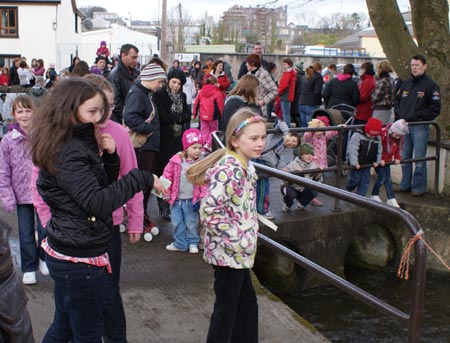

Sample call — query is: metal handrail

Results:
[212,125,431,343]
[266,121,441,211]
[253,164,426,343]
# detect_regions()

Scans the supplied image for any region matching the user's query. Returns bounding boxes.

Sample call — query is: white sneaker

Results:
[262,211,275,220]
[166,243,184,252]
[189,245,199,254]
[39,260,49,276]
[23,272,37,285]
[386,198,400,208]
[370,195,382,202]
[294,203,304,210]
[282,204,292,212]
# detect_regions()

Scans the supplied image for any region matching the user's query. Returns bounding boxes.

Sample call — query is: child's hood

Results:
[201,84,220,97]
[8,123,26,139]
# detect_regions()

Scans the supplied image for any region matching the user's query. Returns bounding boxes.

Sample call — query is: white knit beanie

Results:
[389,119,409,136]
[140,63,167,81]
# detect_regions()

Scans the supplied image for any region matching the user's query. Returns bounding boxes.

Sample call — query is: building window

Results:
[1,7,18,37]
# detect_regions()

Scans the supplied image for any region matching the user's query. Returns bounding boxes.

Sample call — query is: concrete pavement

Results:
[2,198,330,343]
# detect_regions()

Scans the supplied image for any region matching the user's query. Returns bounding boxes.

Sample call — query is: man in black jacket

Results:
[108,44,140,123]
[237,42,269,79]
[8,58,20,86]
[394,54,441,196]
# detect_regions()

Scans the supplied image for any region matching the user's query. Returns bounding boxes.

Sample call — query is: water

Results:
[272,267,450,343]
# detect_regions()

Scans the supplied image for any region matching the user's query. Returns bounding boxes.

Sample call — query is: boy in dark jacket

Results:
[346,118,382,196]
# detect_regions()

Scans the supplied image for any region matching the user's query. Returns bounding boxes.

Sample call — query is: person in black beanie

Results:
[153,68,191,219]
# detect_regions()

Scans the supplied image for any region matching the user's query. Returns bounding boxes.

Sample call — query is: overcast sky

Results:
[76,0,412,23]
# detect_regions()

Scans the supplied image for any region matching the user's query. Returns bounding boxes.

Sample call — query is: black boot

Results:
[158,199,171,220]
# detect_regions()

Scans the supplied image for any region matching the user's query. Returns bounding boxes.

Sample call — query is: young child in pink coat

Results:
[302,115,337,206]
[0,95,47,285]
[163,129,206,253]
[192,75,224,153]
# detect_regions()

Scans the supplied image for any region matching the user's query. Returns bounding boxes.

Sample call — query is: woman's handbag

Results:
[125,95,156,148]
[128,130,152,148]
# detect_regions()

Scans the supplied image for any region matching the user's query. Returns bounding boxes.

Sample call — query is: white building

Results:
[0,0,84,70]
[78,24,158,66]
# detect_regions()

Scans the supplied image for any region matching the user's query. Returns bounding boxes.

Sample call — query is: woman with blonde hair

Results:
[298,62,323,127]
[372,60,394,125]
[221,74,260,129]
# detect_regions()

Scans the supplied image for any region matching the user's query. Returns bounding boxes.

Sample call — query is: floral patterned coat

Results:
[201,151,259,269]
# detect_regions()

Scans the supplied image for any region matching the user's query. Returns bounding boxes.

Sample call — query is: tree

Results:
[167,4,192,53]
[367,0,450,138]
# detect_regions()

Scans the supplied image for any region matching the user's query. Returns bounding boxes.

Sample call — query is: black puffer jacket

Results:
[108,58,140,123]
[299,71,324,106]
[37,123,154,257]
[323,76,360,109]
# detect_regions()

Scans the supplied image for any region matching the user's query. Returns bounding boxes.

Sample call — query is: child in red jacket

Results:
[192,75,224,153]
[370,119,409,207]
[278,57,297,127]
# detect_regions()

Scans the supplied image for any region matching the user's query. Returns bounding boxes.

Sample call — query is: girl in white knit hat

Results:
[370,119,409,207]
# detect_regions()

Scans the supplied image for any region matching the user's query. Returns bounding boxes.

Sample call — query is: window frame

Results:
[0,7,18,38]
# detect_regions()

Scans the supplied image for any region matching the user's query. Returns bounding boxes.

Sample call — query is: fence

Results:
[211,121,439,342]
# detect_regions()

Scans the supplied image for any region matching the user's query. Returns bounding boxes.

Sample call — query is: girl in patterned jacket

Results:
[163,128,205,253]
[0,95,47,285]
[186,108,266,343]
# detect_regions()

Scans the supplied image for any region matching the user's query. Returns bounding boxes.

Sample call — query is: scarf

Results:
[168,87,183,114]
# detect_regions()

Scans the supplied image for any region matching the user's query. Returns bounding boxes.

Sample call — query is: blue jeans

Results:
[299,105,318,128]
[104,227,127,343]
[256,177,270,215]
[346,168,371,196]
[16,204,46,273]
[280,100,292,128]
[43,253,107,343]
[401,124,429,193]
[372,165,395,199]
[170,199,199,250]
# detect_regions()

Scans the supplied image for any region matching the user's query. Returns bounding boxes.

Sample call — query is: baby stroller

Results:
[311,104,356,173]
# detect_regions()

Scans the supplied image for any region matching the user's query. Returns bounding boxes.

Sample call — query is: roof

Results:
[331,23,414,49]
[0,0,61,3]
[0,0,85,19]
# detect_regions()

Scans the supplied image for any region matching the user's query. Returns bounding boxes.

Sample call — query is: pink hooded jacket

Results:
[0,127,33,212]
[31,120,144,233]
[162,152,206,206]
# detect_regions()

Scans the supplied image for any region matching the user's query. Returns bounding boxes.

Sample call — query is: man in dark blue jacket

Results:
[394,54,441,196]
[237,42,269,79]
[108,44,140,123]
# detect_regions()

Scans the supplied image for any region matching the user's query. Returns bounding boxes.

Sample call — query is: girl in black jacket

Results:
[31,78,164,343]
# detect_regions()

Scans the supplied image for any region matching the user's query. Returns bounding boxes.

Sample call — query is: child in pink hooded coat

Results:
[302,115,337,205]
[163,129,206,253]
[192,75,224,153]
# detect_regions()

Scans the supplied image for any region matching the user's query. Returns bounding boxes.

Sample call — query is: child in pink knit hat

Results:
[162,128,206,253]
